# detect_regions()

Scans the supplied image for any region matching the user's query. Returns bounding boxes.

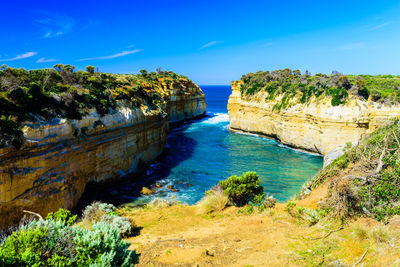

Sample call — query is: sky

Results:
[1,0,400,84]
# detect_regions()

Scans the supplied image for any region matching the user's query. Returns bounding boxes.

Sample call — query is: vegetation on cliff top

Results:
[0,65,198,148]
[240,69,400,110]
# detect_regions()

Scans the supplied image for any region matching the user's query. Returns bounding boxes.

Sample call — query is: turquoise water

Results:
[79,85,323,207]
[132,85,323,204]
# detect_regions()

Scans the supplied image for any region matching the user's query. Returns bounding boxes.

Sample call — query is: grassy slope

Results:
[302,119,400,222]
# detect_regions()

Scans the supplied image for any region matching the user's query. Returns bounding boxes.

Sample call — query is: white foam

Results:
[201,113,229,124]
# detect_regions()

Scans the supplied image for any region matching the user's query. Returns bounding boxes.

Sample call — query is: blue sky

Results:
[1,0,400,84]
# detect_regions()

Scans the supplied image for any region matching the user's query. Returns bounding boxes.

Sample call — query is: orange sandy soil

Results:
[120,185,400,266]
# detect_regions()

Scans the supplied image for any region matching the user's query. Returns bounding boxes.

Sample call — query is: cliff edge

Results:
[0,67,206,228]
[228,70,400,158]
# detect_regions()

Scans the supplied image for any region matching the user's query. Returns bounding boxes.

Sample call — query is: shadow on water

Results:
[74,116,211,211]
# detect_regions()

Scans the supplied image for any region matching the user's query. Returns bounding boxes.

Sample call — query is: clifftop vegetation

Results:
[240,69,400,110]
[0,65,197,148]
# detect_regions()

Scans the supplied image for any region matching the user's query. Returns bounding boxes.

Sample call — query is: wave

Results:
[201,113,229,124]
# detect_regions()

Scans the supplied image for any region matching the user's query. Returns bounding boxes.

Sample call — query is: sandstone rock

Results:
[228,80,400,156]
[141,187,154,195]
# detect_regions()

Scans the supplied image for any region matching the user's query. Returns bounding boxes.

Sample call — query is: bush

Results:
[0,225,48,266]
[46,208,77,226]
[239,69,400,111]
[74,222,137,266]
[82,201,116,223]
[197,186,229,214]
[263,195,277,209]
[100,215,136,238]
[0,206,138,266]
[219,172,264,207]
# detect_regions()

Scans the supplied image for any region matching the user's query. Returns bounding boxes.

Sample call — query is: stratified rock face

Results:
[0,87,206,228]
[162,79,207,122]
[228,80,400,155]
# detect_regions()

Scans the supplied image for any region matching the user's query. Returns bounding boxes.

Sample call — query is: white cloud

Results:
[200,41,222,49]
[370,22,391,31]
[78,49,142,61]
[35,12,75,38]
[36,57,57,63]
[336,42,366,50]
[260,42,273,47]
[0,52,37,62]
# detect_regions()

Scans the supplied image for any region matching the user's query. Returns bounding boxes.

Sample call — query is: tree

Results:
[86,66,95,74]
[53,64,64,72]
[139,69,148,78]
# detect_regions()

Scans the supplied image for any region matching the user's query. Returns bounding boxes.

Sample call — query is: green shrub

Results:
[219,172,264,207]
[82,201,116,223]
[0,226,48,266]
[285,201,296,213]
[239,69,400,111]
[0,213,138,266]
[74,222,136,266]
[99,215,136,238]
[46,209,77,226]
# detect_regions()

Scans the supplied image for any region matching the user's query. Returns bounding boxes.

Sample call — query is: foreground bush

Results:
[197,186,229,214]
[0,206,138,266]
[219,171,264,207]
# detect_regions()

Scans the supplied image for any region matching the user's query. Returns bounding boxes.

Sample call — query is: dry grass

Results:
[353,225,368,241]
[122,202,400,266]
[196,187,229,214]
[147,198,170,209]
[370,226,389,244]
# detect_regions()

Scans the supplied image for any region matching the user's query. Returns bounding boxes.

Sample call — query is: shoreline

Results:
[228,126,323,157]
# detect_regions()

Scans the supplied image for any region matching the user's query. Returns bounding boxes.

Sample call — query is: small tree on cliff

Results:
[86,65,95,74]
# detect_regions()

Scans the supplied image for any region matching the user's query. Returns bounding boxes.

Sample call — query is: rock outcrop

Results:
[228,80,400,156]
[0,84,206,228]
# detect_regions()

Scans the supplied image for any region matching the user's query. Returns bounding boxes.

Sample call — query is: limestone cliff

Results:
[228,80,400,156]
[0,83,206,228]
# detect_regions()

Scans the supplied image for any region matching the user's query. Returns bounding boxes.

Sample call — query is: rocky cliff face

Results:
[0,85,206,228]
[228,80,400,156]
